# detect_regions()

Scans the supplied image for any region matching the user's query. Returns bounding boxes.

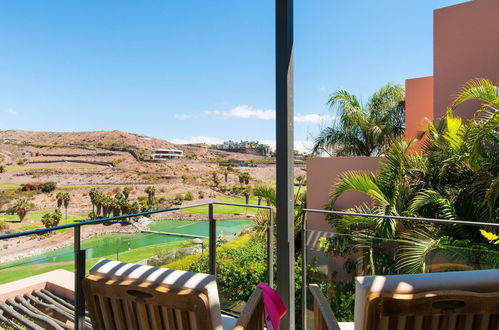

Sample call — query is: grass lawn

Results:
[1,210,88,233]
[58,184,125,189]
[0,184,19,189]
[181,195,262,215]
[0,238,195,284]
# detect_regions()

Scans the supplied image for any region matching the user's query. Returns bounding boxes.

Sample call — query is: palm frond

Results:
[451,78,499,110]
[330,171,389,207]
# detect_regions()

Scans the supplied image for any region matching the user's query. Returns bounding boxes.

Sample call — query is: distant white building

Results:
[152,149,183,160]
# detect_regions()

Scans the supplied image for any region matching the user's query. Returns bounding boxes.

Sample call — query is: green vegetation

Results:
[180,195,260,215]
[41,209,62,228]
[0,184,18,189]
[313,83,405,156]
[0,210,87,226]
[10,198,33,221]
[59,184,124,189]
[325,79,499,274]
[0,238,195,285]
[184,191,194,201]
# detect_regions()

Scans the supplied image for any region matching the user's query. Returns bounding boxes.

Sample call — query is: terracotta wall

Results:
[434,0,499,119]
[306,157,383,231]
[405,76,434,142]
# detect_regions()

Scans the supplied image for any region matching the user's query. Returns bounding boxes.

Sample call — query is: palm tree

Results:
[56,192,64,209]
[102,196,112,218]
[313,83,405,156]
[89,188,99,215]
[325,79,498,274]
[12,198,31,222]
[62,192,71,223]
[94,191,105,217]
[145,186,156,206]
[253,185,306,239]
[123,186,131,199]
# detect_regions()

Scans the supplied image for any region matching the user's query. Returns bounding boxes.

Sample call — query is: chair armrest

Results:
[309,284,341,330]
[233,287,264,330]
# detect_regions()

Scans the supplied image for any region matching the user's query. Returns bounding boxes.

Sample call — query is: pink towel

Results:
[256,283,286,330]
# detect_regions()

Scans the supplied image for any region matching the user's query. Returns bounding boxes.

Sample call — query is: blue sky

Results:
[0,0,464,152]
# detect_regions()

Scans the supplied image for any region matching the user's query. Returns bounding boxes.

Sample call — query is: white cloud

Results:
[174,114,192,120]
[294,114,329,124]
[261,139,314,154]
[206,105,328,124]
[4,109,17,115]
[170,136,224,145]
[206,105,275,120]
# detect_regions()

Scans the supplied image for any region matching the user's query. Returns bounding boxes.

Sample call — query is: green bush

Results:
[198,191,205,199]
[0,165,5,173]
[41,209,62,228]
[164,254,202,270]
[148,249,190,267]
[184,192,193,201]
[189,235,267,304]
[40,181,57,193]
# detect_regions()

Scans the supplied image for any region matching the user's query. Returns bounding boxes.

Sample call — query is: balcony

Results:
[1,203,498,329]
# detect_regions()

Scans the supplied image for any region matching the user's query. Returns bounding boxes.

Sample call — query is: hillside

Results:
[0,129,265,161]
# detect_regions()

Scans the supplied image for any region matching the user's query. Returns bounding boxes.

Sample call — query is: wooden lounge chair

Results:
[83,259,266,330]
[309,269,499,330]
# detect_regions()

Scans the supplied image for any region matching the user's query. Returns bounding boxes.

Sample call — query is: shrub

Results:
[17,158,28,165]
[184,192,193,201]
[40,182,56,193]
[147,249,190,267]
[189,236,267,304]
[20,183,38,191]
[41,209,62,228]
[198,191,205,199]
[0,165,5,173]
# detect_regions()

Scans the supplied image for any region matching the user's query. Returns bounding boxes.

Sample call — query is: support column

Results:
[275,0,294,327]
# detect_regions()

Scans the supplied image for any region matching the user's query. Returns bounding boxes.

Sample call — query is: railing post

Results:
[276,0,295,325]
[268,208,274,288]
[208,203,216,277]
[301,212,307,330]
[74,226,86,330]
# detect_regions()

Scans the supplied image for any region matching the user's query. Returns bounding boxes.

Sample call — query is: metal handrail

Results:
[0,201,274,330]
[301,208,499,330]
[304,208,499,229]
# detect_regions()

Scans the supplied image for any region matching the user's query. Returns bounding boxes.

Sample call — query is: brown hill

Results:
[0,130,265,161]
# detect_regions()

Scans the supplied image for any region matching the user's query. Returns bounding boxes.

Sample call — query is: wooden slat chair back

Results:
[83,259,225,330]
[309,284,341,330]
[364,290,499,330]
[82,259,269,330]
[355,269,499,330]
[83,274,213,330]
[309,270,499,330]
[233,287,265,330]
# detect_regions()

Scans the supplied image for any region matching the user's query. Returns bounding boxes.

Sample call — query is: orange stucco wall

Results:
[434,0,499,119]
[405,76,434,142]
[306,157,382,231]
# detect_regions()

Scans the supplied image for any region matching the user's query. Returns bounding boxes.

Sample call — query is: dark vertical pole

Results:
[208,203,216,277]
[301,213,307,330]
[276,0,294,328]
[267,208,274,288]
[74,226,86,330]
